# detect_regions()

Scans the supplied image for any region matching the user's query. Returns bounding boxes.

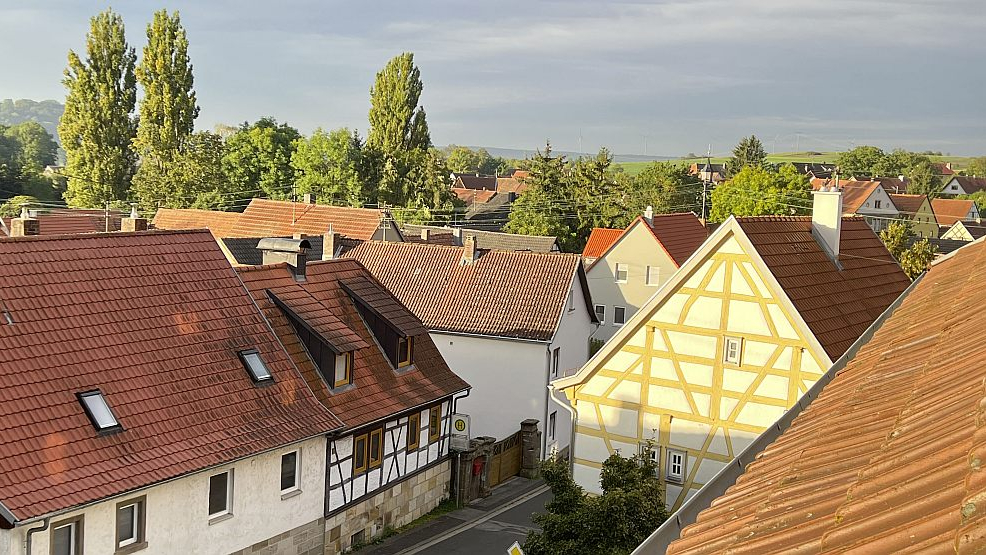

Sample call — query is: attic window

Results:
[78,390,121,432]
[397,337,413,368]
[239,350,273,383]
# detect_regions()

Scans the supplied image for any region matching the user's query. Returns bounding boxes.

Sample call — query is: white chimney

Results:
[420,228,431,241]
[644,205,654,225]
[811,186,843,259]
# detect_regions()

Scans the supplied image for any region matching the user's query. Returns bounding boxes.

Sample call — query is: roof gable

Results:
[582,227,623,259]
[931,198,978,226]
[585,213,708,269]
[888,193,931,217]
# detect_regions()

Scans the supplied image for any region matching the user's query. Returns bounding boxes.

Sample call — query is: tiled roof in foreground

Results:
[0,230,342,523]
[663,238,986,555]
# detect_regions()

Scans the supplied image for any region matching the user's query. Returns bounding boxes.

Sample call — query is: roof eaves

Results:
[339,280,410,338]
[634,269,925,555]
[265,289,345,354]
[0,501,17,527]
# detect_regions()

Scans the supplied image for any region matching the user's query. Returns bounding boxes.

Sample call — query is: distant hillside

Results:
[457,145,675,164]
[0,99,63,142]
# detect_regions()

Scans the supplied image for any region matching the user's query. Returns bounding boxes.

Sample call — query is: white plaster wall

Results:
[13,436,325,555]
[547,276,595,454]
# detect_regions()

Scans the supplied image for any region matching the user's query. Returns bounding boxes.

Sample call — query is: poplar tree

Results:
[132,9,199,207]
[367,53,430,156]
[59,9,137,207]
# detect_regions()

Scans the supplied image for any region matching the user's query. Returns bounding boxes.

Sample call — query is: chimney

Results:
[946,162,953,170]
[811,186,843,259]
[121,204,148,232]
[10,206,39,237]
[462,234,477,265]
[644,205,654,225]
[452,227,462,241]
[302,193,316,204]
[420,228,431,241]
[258,237,310,280]
[322,225,340,261]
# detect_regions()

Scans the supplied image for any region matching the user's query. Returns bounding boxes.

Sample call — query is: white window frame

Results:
[208,470,233,520]
[117,501,140,548]
[52,519,81,555]
[613,306,627,327]
[594,304,605,323]
[645,265,660,286]
[615,263,628,283]
[723,336,742,365]
[280,450,301,495]
[567,289,574,311]
[666,448,686,483]
[551,348,560,378]
[549,411,557,440]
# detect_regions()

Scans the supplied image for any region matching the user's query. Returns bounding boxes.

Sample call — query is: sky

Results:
[1,0,984,157]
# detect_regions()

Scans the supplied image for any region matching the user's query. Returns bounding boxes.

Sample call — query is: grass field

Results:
[615,152,977,176]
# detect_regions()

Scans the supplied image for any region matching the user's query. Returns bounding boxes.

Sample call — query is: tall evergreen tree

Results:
[728,135,768,174]
[505,143,572,248]
[131,9,199,207]
[367,53,430,156]
[59,9,137,207]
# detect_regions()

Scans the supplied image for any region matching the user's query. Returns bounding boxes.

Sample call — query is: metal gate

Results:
[487,431,522,488]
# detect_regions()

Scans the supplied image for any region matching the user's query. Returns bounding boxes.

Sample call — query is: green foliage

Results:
[0,122,60,200]
[59,9,137,207]
[505,143,573,247]
[292,128,367,207]
[905,157,943,198]
[710,164,810,222]
[879,221,936,279]
[523,446,668,555]
[836,146,885,176]
[0,196,40,217]
[444,145,507,175]
[967,156,986,177]
[0,99,64,141]
[957,190,986,213]
[222,118,301,200]
[367,53,430,157]
[624,162,701,222]
[567,149,623,247]
[4,122,58,174]
[728,135,767,174]
[384,148,458,225]
[132,131,228,210]
[836,146,943,196]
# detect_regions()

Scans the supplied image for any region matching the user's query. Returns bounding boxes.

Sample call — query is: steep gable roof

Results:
[454,175,497,190]
[0,230,342,523]
[659,238,986,555]
[931,198,977,226]
[950,175,986,194]
[810,178,886,214]
[887,193,930,217]
[236,260,468,429]
[496,176,529,195]
[582,227,623,260]
[342,241,592,341]
[451,188,497,204]
[584,213,708,268]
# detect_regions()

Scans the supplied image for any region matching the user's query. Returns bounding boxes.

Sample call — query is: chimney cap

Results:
[257,237,311,253]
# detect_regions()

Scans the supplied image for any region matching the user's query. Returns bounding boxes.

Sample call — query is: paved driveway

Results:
[417,488,552,554]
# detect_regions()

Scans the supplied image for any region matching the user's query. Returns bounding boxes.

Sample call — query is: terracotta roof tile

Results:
[888,193,928,216]
[236,260,468,429]
[451,188,498,204]
[2,209,125,237]
[342,241,589,340]
[496,177,529,195]
[737,216,910,360]
[151,208,241,237]
[810,178,884,214]
[0,230,341,522]
[402,225,558,252]
[665,238,986,555]
[582,228,623,259]
[931,198,977,226]
[644,213,709,266]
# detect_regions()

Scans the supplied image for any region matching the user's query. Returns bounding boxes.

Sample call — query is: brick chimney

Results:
[121,204,148,232]
[811,186,843,259]
[322,225,340,261]
[10,206,39,237]
[462,234,477,265]
[644,205,654,225]
[258,237,310,281]
[302,193,316,204]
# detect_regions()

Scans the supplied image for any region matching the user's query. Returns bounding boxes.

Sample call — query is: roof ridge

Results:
[0,228,212,242]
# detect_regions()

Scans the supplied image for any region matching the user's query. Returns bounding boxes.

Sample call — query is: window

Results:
[238,350,272,383]
[78,390,121,432]
[548,411,556,441]
[615,263,628,283]
[397,336,413,368]
[646,265,660,286]
[594,304,605,323]
[353,434,368,475]
[407,412,421,451]
[115,497,145,552]
[429,406,441,442]
[613,306,626,326]
[369,428,383,469]
[666,449,686,483]
[51,516,83,555]
[551,348,560,378]
[208,471,232,518]
[723,337,742,365]
[280,451,299,493]
[567,289,574,311]
[875,200,882,209]
[333,352,352,388]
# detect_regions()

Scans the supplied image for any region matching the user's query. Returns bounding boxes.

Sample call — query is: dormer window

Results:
[78,390,121,432]
[239,350,273,383]
[334,352,353,388]
[398,337,413,368]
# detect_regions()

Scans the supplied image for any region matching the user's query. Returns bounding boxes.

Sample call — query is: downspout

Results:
[548,383,577,471]
[451,388,470,415]
[543,345,551,459]
[24,517,49,555]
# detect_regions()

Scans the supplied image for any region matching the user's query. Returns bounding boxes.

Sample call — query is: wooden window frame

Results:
[429,406,441,443]
[353,433,368,475]
[407,413,421,451]
[115,496,147,554]
[333,352,353,388]
[369,428,383,469]
[397,336,413,368]
[50,514,84,555]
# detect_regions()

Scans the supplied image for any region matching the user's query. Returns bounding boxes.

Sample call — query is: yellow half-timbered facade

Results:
[555,208,912,511]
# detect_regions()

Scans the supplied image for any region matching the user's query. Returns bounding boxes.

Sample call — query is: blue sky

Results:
[1,0,984,156]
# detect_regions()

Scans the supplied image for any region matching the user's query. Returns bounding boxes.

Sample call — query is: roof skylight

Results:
[239,350,273,383]
[78,390,121,431]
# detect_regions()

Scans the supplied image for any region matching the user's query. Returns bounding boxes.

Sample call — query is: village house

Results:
[581,209,709,343]
[931,197,980,228]
[940,220,986,242]
[1,206,125,236]
[342,240,596,458]
[888,193,938,238]
[940,175,986,196]
[641,235,986,555]
[810,177,898,232]
[554,189,909,511]
[687,163,726,183]
[402,224,560,252]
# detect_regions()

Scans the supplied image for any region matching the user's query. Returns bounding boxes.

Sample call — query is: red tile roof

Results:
[151,208,242,237]
[236,260,468,429]
[582,228,623,259]
[2,209,124,236]
[451,188,498,204]
[932,198,977,226]
[887,193,928,217]
[643,213,709,266]
[496,177,529,195]
[737,216,911,361]
[454,175,497,190]
[342,241,591,341]
[810,178,883,214]
[0,230,342,523]
[665,238,986,555]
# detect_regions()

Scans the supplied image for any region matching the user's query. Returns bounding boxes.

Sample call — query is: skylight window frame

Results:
[238,349,274,384]
[77,390,122,434]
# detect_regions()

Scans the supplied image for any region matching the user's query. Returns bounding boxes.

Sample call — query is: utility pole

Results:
[701,144,712,227]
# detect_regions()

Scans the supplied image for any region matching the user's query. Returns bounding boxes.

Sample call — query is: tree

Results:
[445,145,507,175]
[0,195,40,217]
[131,9,199,202]
[505,143,572,248]
[957,190,986,213]
[728,135,767,174]
[567,149,623,249]
[222,118,301,200]
[710,164,810,222]
[389,148,459,224]
[626,162,702,224]
[291,128,367,207]
[967,156,986,177]
[132,131,228,210]
[4,122,58,174]
[523,446,668,555]
[59,9,137,207]
[367,52,430,157]
[835,146,885,176]
[905,157,943,198]
[879,221,936,280]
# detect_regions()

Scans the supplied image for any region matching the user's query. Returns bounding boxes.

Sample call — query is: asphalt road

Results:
[418,488,552,554]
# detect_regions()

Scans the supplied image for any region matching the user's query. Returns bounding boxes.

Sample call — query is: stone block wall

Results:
[324,461,451,554]
[229,517,325,555]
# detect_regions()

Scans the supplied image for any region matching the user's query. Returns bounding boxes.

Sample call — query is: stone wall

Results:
[324,460,452,554]
[229,517,325,555]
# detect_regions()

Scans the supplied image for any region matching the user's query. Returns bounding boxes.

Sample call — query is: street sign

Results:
[507,541,525,555]
[450,413,470,451]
